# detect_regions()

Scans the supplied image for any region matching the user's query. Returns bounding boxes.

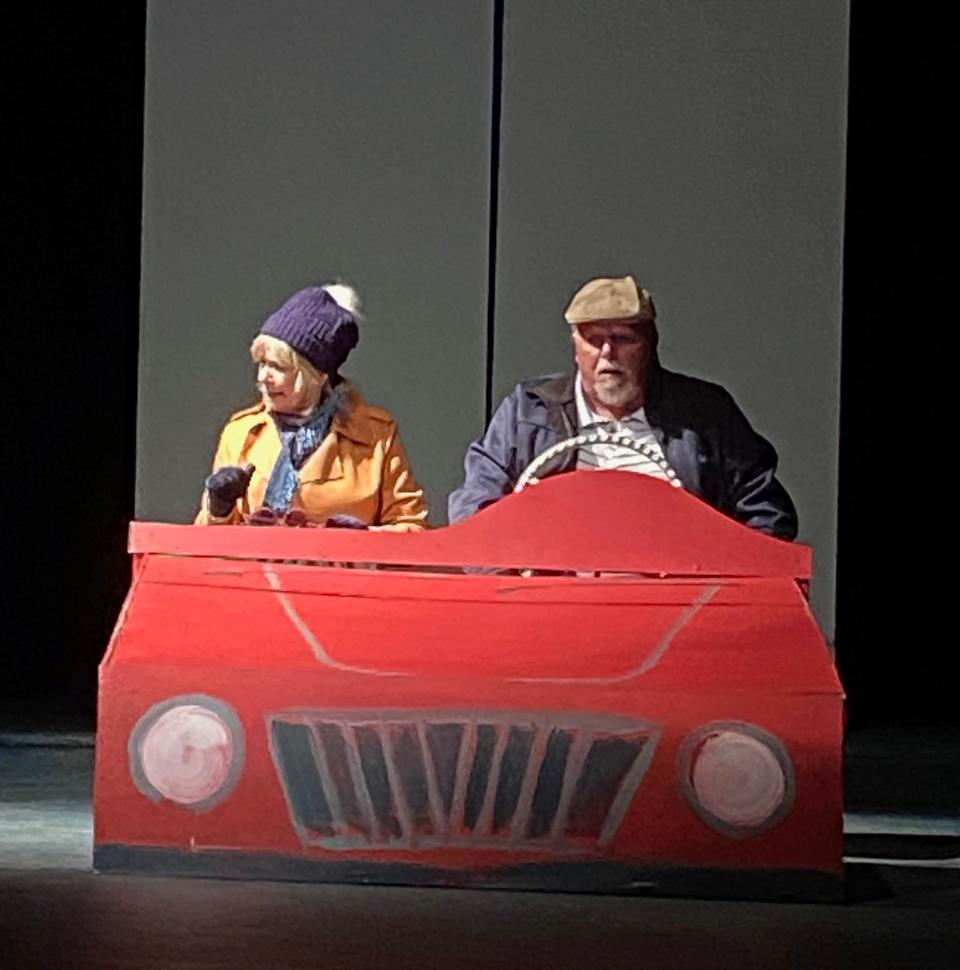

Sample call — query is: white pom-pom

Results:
[321,281,364,320]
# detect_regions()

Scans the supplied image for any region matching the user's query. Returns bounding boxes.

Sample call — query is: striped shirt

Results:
[574,375,674,481]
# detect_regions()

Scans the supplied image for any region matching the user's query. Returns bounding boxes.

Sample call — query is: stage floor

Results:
[1,730,958,970]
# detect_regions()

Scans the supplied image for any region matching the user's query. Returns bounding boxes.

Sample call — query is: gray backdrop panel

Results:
[137,0,493,524]
[492,0,848,636]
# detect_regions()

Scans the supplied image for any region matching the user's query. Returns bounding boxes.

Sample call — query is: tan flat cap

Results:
[564,275,656,324]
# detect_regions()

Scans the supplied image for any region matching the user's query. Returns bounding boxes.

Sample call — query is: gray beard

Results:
[594,375,642,409]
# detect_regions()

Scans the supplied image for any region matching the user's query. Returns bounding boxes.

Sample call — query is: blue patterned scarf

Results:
[262,384,349,513]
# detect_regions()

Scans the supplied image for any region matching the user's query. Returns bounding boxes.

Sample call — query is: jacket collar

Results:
[523,372,577,443]
[328,383,373,446]
[244,382,371,446]
[529,372,576,407]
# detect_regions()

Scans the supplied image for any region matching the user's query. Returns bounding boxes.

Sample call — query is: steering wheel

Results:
[514,428,684,492]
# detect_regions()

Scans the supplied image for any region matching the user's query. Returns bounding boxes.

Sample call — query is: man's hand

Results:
[205,464,255,518]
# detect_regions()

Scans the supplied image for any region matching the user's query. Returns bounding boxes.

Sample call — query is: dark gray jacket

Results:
[448,368,798,539]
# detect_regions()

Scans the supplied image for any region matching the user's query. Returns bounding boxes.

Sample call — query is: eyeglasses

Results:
[245,506,312,528]
[575,327,648,350]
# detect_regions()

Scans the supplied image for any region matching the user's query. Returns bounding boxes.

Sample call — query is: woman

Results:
[196,283,427,530]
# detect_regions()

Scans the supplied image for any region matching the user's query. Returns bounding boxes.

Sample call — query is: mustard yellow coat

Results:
[196,387,428,531]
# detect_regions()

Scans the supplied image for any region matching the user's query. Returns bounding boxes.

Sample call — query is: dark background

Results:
[1,2,953,732]
[836,5,953,726]
[4,6,144,720]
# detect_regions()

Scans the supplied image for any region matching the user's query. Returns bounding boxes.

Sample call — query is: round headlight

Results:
[129,695,244,811]
[678,722,794,838]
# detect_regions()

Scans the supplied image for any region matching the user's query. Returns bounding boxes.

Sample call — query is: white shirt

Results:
[574,374,674,481]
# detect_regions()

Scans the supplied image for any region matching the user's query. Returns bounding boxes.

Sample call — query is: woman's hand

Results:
[325,513,368,530]
[205,464,255,518]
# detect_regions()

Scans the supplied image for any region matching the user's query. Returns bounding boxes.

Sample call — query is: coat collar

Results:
[239,382,372,447]
[329,384,374,446]
[529,372,576,407]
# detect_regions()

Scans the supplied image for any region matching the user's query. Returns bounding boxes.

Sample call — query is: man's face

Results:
[572,319,656,413]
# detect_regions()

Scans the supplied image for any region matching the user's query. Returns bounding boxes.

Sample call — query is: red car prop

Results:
[94,470,843,901]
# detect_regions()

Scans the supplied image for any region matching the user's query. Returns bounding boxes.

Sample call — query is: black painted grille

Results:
[268,712,659,851]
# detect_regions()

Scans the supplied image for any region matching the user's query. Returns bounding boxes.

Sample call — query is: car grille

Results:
[268,711,660,852]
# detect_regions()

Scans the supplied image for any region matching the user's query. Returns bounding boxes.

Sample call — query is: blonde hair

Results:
[250,333,327,404]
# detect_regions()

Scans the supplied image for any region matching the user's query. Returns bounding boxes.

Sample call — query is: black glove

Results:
[205,464,255,518]
[324,513,368,530]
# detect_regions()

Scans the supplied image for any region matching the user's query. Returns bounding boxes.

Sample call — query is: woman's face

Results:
[256,352,323,414]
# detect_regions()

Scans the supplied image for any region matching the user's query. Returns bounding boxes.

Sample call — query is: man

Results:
[448,274,797,539]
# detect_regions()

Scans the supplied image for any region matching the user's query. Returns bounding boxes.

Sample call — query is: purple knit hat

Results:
[259,287,359,375]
